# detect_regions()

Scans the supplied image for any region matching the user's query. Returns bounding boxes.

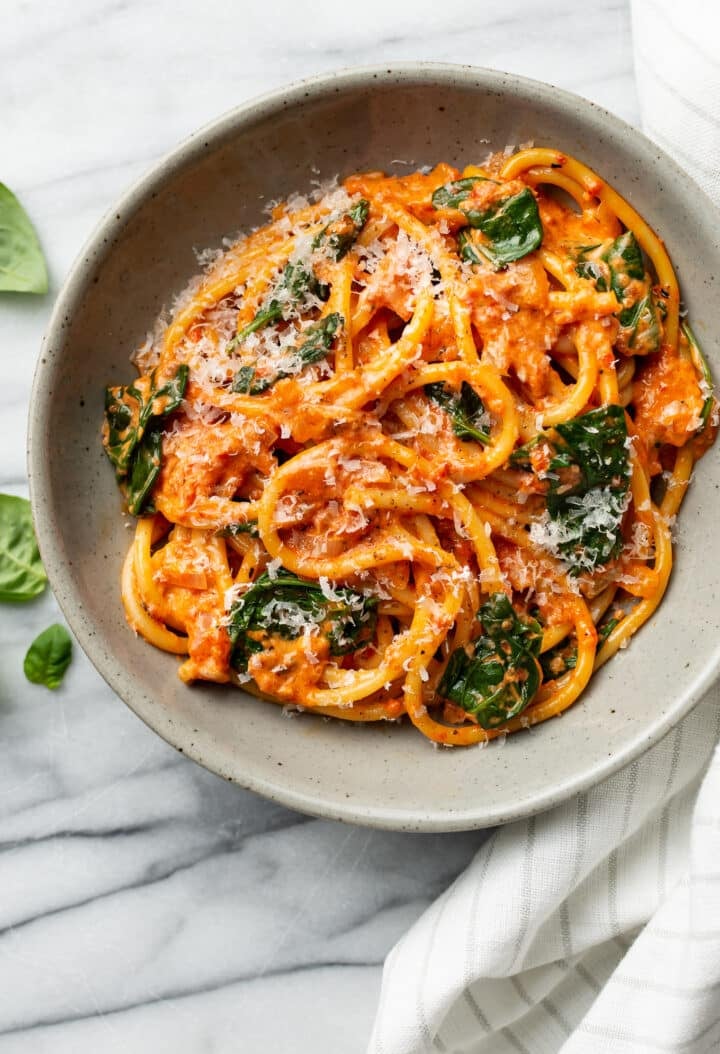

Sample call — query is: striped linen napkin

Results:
[368,5,720,1051]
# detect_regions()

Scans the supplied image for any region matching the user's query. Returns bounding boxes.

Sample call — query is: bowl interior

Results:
[30,66,720,830]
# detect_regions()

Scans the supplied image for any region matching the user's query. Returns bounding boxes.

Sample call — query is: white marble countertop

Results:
[0,1,639,1049]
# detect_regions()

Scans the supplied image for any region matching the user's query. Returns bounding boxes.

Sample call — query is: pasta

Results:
[102,147,718,746]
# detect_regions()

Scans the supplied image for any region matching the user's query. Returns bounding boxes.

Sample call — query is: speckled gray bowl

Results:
[28,65,720,831]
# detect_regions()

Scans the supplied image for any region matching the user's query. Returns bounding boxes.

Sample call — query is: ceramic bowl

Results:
[28,65,720,831]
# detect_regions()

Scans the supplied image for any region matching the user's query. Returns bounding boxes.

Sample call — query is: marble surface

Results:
[0,1,639,1049]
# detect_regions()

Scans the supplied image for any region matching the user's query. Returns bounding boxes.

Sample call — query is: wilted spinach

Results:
[438,593,542,729]
[682,321,715,430]
[104,364,188,515]
[533,405,632,573]
[226,569,378,672]
[229,261,329,349]
[431,176,490,211]
[425,381,490,444]
[576,232,662,354]
[232,312,343,394]
[313,199,369,260]
[435,179,543,267]
[464,188,543,267]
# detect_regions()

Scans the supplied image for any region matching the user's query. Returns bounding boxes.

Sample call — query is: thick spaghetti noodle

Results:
[102,148,717,746]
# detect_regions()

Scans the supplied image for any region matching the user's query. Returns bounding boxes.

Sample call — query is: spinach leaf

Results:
[23,623,73,689]
[0,183,48,294]
[457,228,485,266]
[537,405,631,573]
[227,569,378,672]
[617,292,661,355]
[438,593,542,729]
[425,381,490,444]
[313,199,369,260]
[0,494,47,601]
[126,429,162,516]
[540,640,577,681]
[232,312,343,394]
[682,321,715,430]
[509,433,545,469]
[230,261,330,349]
[432,176,489,210]
[220,521,259,538]
[103,364,188,516]
[464,188,543,267]
[576,232,661,354]
[576,231,644,301]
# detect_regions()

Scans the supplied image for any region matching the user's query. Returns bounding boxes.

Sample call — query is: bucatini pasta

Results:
[102,147,717,746]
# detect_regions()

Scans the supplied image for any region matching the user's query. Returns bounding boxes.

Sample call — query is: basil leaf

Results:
[425,381,490,444]
[0,183,48,294]
[432,176,489,210]
[227,569,377,672]
[0,494,47,601]
[465,188,543,267]
[23,623,73,689]
[313,199,369,260]
[438,593,542,729]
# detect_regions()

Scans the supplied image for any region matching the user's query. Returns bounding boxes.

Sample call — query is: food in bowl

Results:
[102,146,717,746]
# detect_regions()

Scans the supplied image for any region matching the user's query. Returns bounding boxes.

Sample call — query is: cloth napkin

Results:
[368,4,720,1051]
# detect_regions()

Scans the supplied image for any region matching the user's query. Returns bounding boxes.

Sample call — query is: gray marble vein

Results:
[0,0,637,1048]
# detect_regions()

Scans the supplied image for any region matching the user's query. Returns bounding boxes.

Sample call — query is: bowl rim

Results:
[27,62,720,831]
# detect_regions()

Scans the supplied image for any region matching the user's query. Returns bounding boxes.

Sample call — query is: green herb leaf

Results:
[541,405,631,573]
[0,494,47,601]
[457,228,486,266]
[227,569,378,672]
[438,593,542,729]
[103,364,188,516]
[576,232,661,354]
[598,616,620,646]
[617,292,661,355]
[232,313,343,395]
[231,261,330,349]
[576,231,644,301]
[313,199,369,260]
[23,623,73,689]
[464,188,543,267]
[540,640,577,680]
[220,521,260,538]
[425,381,490,444]
[682,321,715,430]
[126,429,163,516]
[432,176,490,210]
[231,366,273,395]
[0,183,48,294]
